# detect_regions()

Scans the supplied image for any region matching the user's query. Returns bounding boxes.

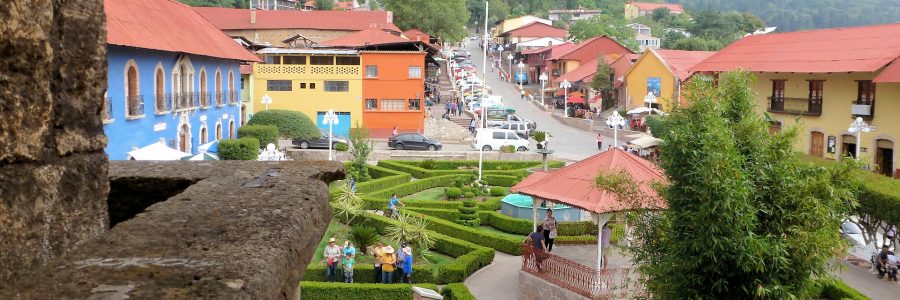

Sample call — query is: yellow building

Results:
[624,2,685,20]
[691,23,900,178]
[624,49,714,111]
[251,48,363,136]
[493,15,551,40]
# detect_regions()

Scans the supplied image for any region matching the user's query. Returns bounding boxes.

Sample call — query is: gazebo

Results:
[511,148,668,270]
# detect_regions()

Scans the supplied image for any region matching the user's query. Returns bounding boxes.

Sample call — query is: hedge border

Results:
[441,283,477,300]
[299,282,439,300]
[377,160,564,179]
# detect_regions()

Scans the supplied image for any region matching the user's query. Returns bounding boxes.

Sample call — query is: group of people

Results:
[524,209,614,270]
[444,100,464,118]
[874,245,900,283]
[323,239,415,284]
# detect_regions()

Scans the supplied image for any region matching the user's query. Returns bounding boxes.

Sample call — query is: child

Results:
[342,253,355,283]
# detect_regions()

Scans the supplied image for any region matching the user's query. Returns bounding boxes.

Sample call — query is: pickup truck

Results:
[486,114,536,129]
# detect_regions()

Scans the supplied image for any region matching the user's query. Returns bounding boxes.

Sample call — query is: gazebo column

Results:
[532,197,539,232]
[594,213,613,270]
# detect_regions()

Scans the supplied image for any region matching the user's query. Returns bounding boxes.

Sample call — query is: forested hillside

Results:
[672,0,900,32]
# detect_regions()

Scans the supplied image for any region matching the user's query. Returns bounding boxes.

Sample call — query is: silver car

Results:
[498,122,531,138]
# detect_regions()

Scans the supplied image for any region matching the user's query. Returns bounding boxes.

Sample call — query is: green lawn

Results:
[403,188,447,200]
[479,225,526,240]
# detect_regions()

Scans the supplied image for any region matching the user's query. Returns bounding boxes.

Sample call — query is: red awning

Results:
[511,148,668,214]
[567,95,585,104]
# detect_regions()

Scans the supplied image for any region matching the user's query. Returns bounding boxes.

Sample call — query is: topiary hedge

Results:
[489,187,507,196]
[218,137,259,160]
[304,264,435,283]
[441,283,477,300]
[478,211,597,236]
[366,175,462,199]
[402,211,523,255]
[246,109,320,140]
[377,160,564,178]
[482,175,521,187]
[445,187,462,199]
[818,279,870,300]
[237,124,278,147]
[299,282,440,300]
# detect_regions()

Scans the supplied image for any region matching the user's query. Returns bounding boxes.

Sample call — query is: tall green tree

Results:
[677,0,900,32]
[598,71,859,298]
[316,0,335,10]
[590,55,614,91]
[568,14,638,51]
[384,0,470,42]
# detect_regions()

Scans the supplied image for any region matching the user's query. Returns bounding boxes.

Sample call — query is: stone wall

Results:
[0,0,109,281]
[519,270,590,300]
[424,118,472,143]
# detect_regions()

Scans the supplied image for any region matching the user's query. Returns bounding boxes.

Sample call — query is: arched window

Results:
[200,126,208,144]
[172,55,195,109]
[125,61,142,117]
[155,64,166,113]
[215,70,223,106]
[199,69,208,107]
[229,120,235,138]
[228,71,235,104]
[179,123,191,152]
[215,123,222,140]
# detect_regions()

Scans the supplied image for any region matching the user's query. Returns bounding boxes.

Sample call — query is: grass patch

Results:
[479,226,526,240]
[404,188,447,200]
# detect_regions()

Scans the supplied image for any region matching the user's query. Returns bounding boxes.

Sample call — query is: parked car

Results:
[498,121,531,138]
[472,128,529,152]
[840,221,866,247]
[292,129,348,149]
[388,133,443,151]
[486,114,536,129]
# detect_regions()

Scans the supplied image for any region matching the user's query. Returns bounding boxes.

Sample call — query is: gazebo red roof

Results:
[511,148,668,214]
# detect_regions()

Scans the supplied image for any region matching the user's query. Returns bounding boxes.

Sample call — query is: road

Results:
[463,41,614,161]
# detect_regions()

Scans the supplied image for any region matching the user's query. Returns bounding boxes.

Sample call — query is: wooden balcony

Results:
[767,97,822,116]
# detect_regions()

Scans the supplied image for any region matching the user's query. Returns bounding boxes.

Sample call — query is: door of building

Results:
[810,131,824,158]
[875,139,894,177]
[841,134,856,159]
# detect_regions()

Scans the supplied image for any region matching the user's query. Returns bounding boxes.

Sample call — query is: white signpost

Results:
[261,94,273,110]
[322,110,339,161]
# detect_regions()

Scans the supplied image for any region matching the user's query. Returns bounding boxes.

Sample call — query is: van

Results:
[498,122,531,138]
[472,128,529,152]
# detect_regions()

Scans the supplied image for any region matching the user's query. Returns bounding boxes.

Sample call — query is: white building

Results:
[249,0,299,10]
[548,8,602,23]
[636,33,660,52]
[627,23,652,36]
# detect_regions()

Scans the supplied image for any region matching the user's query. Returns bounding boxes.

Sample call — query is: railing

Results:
[215,91,224,107]
[521,245,645,299]
[168,93,192,110]
[102,96,113,121]
[154,94,170,113]
[191,92,200,108]
[126,95,144,117]
[229,90,238,105]
[199,92,212,108]
[767,97,822,116]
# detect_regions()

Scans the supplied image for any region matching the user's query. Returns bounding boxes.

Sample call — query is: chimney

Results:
[251,9,257,24]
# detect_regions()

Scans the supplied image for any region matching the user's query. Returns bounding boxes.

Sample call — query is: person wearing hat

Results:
[371,241,384,283]
[400,243,414,283]
[323,238,342,282]
[380,245,397,284]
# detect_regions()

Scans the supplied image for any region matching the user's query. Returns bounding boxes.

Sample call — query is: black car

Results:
[388,133,442,151]
[292,129,349,149]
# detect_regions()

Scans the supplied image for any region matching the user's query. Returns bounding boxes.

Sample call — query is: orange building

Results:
[360,51,426,136]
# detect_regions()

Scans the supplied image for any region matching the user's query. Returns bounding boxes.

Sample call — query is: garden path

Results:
[464,252,520,300]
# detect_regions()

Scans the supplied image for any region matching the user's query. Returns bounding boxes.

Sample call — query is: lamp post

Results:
[644,92,657,115]
[539,72,548,106]
[606,110,625,148]
[497,45,504,73]
[261,94,272,110]
[478,1,489,182]
[560,80,571,117]
[507,53,514,80]
[848,117,876,161]
[517,61,525,90]
[322,109,339,161]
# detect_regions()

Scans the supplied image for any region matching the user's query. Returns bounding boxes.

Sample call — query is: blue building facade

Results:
[103,45,243,160]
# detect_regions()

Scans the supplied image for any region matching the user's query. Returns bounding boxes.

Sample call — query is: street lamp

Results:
[497,45,504,73]
[478,1,489,182]
[539,72,548,106]
[322,109,339,161]
[644,92,657,116]
[606,111,626,148]
[507,53,514,80]
[848,117,876,161]
[560,80,572,117]
[517,61,525,90]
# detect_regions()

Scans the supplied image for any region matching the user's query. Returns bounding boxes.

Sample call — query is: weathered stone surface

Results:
[0,0,108,281]
[424,118,473,143]
[1,160,342,299]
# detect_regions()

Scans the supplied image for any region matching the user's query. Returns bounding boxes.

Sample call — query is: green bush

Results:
[403,211,523,255]
[489,187,507,196]
[403,207,461,220]
[377,160,563,178]
[237,124,278,147]
[442,283,477,300]
[463,192,474,199]
[482,175,520,187]
[499,145,516,153]
[349,226,378,253]
[218,137,259,160]
[819,279,870,300]
[461,186,473,194]
[421,159,437,169]
[300,282,439,300]
[445,187,462,199]
[458,206,477,214]
[335,142,349,152]
[478,211,597,236]
[246,109,320,140]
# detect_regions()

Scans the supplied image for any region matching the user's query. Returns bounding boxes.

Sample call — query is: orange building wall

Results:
[361,51,426,137]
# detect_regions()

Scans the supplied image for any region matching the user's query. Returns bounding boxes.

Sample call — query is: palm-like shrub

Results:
[384,213,434,257]
[332,182,364,224]
[349,225,378,253]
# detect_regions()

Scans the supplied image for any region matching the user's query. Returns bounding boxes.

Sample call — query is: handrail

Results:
[521,244,645,299]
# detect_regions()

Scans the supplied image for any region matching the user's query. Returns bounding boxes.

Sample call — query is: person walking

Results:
[469,118,476,134]
[601,223,612,270]
[388,194,405,218]
[342,253,355,283]
[371,241,384,283]
[520,89,525,100]
[400,243,414,283]
[381,245,397,284]
[323,238,342,282]
[525,225,548,272]
[596,133,604,150]
[542,210,558,252]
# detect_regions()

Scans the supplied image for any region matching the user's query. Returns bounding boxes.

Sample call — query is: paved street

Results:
[462,41,623,161]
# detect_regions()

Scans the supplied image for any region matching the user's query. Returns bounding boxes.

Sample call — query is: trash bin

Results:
[412,286,443,300]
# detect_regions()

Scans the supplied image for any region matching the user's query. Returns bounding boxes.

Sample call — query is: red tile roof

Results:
[691,23,900,75]
[192,7,400,32]
[875,58,900,83]
[106,0,259,62]
[512,148,668,214]
[403,29,431,43]
[520,42,573,55]
[550,36,634,62]
[652,49,716,79]
[503,21,567,39]
[612,54,640,87]
[553,55,617,83]
[630,2,684,13]
[320,28,412,47]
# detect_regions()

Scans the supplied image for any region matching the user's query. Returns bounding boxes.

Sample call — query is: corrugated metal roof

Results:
[521,42,573,55]
[512,148,668,214]
[106,0,260,62]
[691,23,900,74]
[192,7,400,32]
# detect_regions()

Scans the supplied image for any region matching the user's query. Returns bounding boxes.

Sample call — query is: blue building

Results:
[102,0,260,160]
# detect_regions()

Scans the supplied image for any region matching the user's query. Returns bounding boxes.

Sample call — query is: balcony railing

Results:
[102,97,113,122]
[521,245,645,299]
[767,97,822,116]
[215,91,224,107]
[199,92,212,109]
[154,94,170,114]
[126,95,144,118]
[851,102,874,119]
[191,92,201,108]
[229,90,238,105]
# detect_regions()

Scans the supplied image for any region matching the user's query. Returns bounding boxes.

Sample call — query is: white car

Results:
[472,128,529,152]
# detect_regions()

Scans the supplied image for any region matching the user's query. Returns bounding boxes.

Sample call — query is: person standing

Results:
[400,243,414,283]
[469,118,476,134]
[323,238,342,282]
[342,253,355,283]
[343,240,356,258]
[392,125,398,136]
[381,245,397,284]
[596,133,604,150]
[371,241,384,283]
[601,223,612,270]
[542,210,558,252]
[525,225,547,272]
